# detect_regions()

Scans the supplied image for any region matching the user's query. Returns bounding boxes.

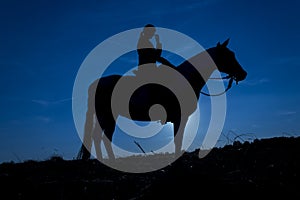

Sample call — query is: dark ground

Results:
[1,136,300,199]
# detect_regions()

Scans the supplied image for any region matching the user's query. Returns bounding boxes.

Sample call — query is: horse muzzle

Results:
[234,69,247,83]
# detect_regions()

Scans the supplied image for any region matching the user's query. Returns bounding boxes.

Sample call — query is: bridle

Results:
[200,75,238,96]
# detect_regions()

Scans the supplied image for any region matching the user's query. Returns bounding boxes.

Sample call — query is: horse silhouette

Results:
[77,39,247,160]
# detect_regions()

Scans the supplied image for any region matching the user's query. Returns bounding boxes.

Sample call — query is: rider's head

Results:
[142,24,156,39]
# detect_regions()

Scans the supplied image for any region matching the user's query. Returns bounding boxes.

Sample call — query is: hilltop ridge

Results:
[1,136,299,199]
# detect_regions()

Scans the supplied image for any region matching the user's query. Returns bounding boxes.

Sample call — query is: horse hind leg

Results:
[77,110,95,160]
[100,119,116,160]
[92,117,103,160]
[173,118,188,157]
[90,117,116,160]
[103,128,116,160]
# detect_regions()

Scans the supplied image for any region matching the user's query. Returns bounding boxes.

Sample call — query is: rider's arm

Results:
[155,34,162,57]
[154,34,175,67]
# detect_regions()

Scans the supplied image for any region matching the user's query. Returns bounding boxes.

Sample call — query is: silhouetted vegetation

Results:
[1,136,299,199]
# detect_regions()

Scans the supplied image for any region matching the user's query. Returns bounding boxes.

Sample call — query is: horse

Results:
[77,39,247,160]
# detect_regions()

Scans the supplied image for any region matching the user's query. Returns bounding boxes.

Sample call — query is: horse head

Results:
[214,39,247,83]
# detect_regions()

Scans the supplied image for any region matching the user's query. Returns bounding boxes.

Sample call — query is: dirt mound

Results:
[1,136,299,199]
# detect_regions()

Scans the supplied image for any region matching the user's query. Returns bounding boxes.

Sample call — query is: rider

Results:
[134,24,175,75]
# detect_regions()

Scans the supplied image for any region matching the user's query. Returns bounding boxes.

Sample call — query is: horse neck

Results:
[176,47,217,96]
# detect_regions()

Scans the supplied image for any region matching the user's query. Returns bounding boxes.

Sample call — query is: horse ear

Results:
[217,42,221,48]
[222,38,230,47]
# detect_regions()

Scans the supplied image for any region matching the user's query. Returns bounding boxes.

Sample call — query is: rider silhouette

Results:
[134,24,175,75]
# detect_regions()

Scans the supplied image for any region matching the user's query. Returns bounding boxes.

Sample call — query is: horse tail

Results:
[77,79,99,160]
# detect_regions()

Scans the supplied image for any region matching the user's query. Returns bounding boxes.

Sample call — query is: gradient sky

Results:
[0,0,299,162]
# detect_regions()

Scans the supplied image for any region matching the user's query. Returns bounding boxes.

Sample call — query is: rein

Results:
[200,75,235,96]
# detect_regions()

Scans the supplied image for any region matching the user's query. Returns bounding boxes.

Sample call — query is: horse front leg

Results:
[173,117,188,157]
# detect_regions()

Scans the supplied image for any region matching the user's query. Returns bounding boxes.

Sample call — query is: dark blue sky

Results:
[0,0,299,162]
